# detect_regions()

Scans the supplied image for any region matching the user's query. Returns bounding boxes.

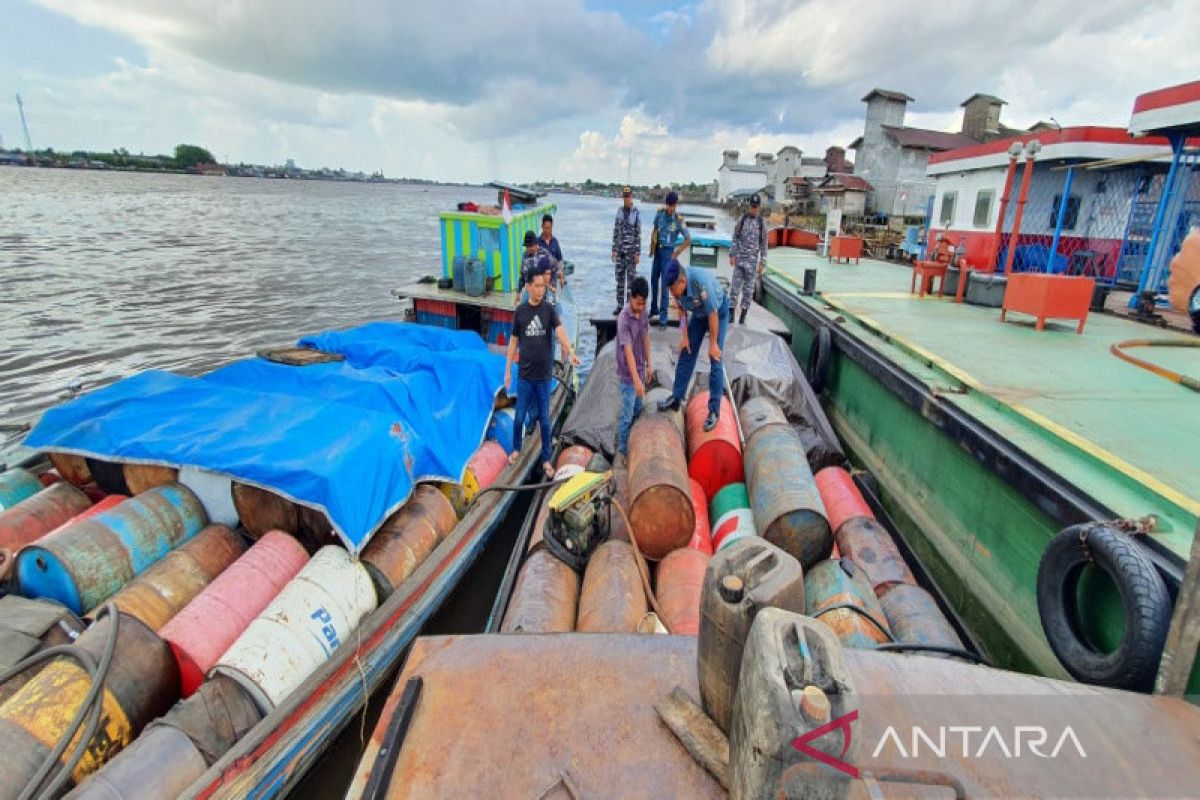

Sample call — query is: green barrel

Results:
[710,483,756,551]
[0,469,43,511]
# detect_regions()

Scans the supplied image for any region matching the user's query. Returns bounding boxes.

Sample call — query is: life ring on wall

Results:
[806,326,832,394]
[1036,522,1171,692]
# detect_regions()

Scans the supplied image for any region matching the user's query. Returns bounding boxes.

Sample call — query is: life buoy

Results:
[1036,522,1171,692]
[806,326,832,394]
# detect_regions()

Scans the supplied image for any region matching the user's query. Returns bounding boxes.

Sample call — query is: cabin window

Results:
[939,191,957,226]
[1049,194,1081,231]
[973,190,994,228]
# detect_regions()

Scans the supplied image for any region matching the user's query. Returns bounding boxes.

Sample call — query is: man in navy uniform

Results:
[656,258,729,432]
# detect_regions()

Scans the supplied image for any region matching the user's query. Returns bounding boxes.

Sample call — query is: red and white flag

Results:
[502,189,513,224]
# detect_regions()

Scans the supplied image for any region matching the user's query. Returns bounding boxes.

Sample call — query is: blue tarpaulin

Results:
[25,323,507,553]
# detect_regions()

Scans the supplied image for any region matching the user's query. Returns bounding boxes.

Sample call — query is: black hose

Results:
[474,475,570,498]
[874,642,990,665]
[812,601,895,642]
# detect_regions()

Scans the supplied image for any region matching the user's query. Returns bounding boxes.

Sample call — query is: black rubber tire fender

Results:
[806,326,832,394]
[1036,523,1171,692]
[1188,285,1199,334]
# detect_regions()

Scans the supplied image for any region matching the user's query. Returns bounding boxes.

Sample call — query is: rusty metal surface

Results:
[743,423,832,568]
[361,516,439,601]
[556,445,595,473]
[500,547,579,633]
[49,453,93,487]
[878,584,962,652]
[0,482,92,581]
[576,540,646,633]
[157,675,262,767]
[628,415,694,560]
[834,517,915,596]
[66,725,207,800]
[737,396,790,444]
[806,559,892,649]
[352,634,725,799]
[231,483,298,540]
[122,464,180,496]
[656,547,709,635]
[382,485,457,542]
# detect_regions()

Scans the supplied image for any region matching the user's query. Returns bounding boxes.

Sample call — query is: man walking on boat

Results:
[611,186,641,315]
[657,259,728,432]
[616,276,651,462]
[649,191,691,326]
[729,195,767,325]
[537,214,565,290]
[504,267,580,478]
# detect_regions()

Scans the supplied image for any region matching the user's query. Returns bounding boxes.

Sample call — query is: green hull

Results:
[762,248,1199,692]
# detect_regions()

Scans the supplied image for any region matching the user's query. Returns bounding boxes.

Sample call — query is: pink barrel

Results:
[160,530,309,696]
[687,479,713,555]
[469,441,508,494]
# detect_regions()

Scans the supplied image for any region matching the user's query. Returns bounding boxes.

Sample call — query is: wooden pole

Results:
[1155,521,1200,696]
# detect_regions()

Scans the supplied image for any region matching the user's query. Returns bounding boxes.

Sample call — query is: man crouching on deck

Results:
[504,269,580,478]
[656,258,729,432]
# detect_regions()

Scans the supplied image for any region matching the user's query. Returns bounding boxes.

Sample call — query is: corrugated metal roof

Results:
[880,125,979,151]
[817,173,873,192]
[862,88,915,103]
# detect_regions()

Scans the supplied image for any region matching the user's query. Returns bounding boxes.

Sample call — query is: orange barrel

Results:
[440,441,509,517]
[49,453,93,487]
[0,468,43,510]
[687,480,713,555]
[360,514,439,602]
[0,482,93,582]
[556,445,594,473]
[231,482,298,540]
[743,423,832,569]
[710,483,756,551]
[0,611,179,793]
[85,458,131,496]
[177,466,239,527]
[737,397,789,443]
[67,675,262,800]
[90,524,246,631]
[627,416,694,560]
[160,530,308,697]
[500,546,579,633]
[685,391,744,501]
[656,547,709,635]
[16,484,208,615]
[211,545,376,714]
[804,558,892,649]
[814,466,875,535]
[122,464,179,496]
[0,596,86,707]
[878,583,963,654]
[834,517,915,597]
[576,540,647,633]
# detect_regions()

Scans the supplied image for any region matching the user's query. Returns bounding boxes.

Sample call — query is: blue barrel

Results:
[452,255,467,293]
[0,469,43,511]
[16,483,208,614]
[486,408,516,453]
[465,258,487,297]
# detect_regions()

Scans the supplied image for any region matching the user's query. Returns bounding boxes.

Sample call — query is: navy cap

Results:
[749,195,761,207]
[663,258,682,287]
[523,230,537,246]
[665,191,679,205]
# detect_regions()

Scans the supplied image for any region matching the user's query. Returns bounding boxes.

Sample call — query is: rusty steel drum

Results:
[49,454,93,487]
[814,466,875,535]
[16,484,208,615]
[743,424,832,569]
[387,484,458,541]
[231,482,298,540]
[360,515,440,601]
[710,482,757,552]
[91,524,246,631]
[501,547,579,633]
[640,388,685,439]
[834,516,915,597]
[122,464,180,496]
[556,445,595,473]
[0,482,93,582]
[608,466,632,543]
[0,611,180,793]
[295,505,341,553]
[0,468,43,510]
[804,558,892,649]
[627,415,694,560]
[0,596,86,707]
[878,583,963,653]
[656,547,709,635]
[687,479,712,555]
[161,530,308,697]
[737,397,790,443]
[576,540,647,633]
[685,392,743,502]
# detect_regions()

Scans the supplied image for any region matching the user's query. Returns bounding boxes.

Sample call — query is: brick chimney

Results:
[960,94,1006,140]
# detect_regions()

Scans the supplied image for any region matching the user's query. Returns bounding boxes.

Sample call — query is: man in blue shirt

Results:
[656,258,729,432]
[537,213,565,290]
[649,191,691,327]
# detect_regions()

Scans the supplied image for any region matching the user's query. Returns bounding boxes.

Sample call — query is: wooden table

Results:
[1000,273,1095,333]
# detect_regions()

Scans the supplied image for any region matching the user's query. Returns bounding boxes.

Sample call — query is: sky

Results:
[1,0,1198,184]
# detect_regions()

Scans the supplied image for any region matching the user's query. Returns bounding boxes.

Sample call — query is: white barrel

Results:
[178,466,239,528]
[210,545,376,713]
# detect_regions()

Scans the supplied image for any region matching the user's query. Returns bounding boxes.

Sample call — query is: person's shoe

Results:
[703,410,719,432]
[649,317,660,327]
[657,395,681,412]
[543,462,556,480]
[727,306,735,324]
[738,308,748,325]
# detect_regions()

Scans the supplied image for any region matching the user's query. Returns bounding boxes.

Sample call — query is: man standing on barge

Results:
[729,195,767,325]
[648,191,690,327]
[611,186,641,315]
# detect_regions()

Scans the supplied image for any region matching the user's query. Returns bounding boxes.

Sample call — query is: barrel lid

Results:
[256,347,344,366]
[15,546,83,614]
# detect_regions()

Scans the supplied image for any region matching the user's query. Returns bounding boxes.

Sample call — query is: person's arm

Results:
[708,309,721,362]
[672,220,691,259]
[642,330,652,384]
[555,324,580,366]
[503,336,518,393]
[623,343,644,397]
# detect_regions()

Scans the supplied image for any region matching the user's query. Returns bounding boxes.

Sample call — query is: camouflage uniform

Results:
[730,212,767,315]
[611,205,642,307]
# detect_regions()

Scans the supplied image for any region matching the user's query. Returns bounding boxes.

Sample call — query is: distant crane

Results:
[15,94,33,152]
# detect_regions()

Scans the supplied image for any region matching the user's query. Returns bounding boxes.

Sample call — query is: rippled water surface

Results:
[1,167,731,462]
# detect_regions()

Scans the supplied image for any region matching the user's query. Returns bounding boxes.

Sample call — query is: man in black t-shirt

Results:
[503,270,581,478]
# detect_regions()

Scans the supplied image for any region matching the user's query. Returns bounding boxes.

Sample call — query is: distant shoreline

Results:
[0,161,471,186]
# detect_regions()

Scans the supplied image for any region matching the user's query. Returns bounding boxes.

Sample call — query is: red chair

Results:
[911,237,959,298]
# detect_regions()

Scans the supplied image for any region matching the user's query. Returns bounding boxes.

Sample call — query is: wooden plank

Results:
[1155,521,1200,695]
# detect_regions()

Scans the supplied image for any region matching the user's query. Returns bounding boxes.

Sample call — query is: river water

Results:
[1,167,733,794]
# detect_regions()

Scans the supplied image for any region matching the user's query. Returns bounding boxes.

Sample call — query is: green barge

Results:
[762,247,1200,692]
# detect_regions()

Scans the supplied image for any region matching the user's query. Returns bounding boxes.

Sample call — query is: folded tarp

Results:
[25,322,507,553]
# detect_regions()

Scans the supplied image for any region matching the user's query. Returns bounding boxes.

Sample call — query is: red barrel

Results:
[687,480,713,555]
[160,530,309,696]
[556,445,594,473]
[814,467,875,534]
[0,482,93,581]
[656,547,710,635]
[685,392,744,502]
[468,441,507,493]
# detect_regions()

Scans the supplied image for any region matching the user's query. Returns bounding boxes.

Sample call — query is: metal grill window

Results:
[1049,195,1081,230]
[940,191,957,225]
[973,190,994,228]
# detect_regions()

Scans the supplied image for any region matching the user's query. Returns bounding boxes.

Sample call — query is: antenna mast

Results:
[15,94,33,151]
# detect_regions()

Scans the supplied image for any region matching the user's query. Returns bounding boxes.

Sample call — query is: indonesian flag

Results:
[502,189,513,224]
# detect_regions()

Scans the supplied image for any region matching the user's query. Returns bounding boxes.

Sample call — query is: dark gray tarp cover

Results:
[560,325,844,468]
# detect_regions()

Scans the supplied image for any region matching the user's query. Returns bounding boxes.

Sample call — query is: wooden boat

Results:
[0,201,579,799]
